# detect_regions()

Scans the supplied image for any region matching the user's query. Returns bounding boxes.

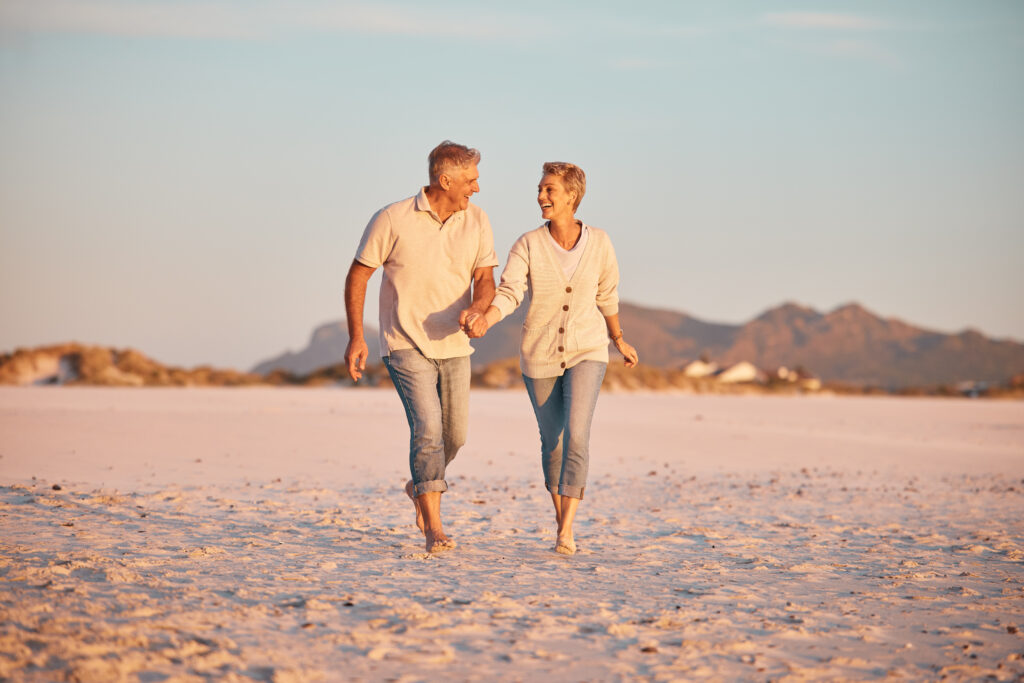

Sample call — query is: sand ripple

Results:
[2,469,1023,681]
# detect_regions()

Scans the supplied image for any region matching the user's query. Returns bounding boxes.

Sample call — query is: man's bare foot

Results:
[405,480,425,533]
[426,531,456,553]
[417,491,450,552]
[555,534,576,555]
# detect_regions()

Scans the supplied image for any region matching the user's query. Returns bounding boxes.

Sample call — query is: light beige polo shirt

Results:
[355,188,499,360]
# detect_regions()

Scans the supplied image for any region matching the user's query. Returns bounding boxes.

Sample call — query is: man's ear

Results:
[438,174,451,191]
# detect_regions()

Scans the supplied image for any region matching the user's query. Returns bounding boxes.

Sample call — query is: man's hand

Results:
[461,266,495,339]
[462,311,489,338]
[345,337,369,382]
[459,308,489,338]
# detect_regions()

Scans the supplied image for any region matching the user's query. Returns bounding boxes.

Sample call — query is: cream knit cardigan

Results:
[491,223,620,378]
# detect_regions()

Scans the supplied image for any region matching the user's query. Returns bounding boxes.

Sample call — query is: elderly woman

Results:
[470,162,638,555]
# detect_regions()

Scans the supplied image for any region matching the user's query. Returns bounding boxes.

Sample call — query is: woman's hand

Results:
[461,305,501,338]
[615,338,639,368]
[461,312,490,338]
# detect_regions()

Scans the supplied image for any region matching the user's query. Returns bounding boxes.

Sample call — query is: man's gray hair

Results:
[542,161,586,212]
[429,140,481,184]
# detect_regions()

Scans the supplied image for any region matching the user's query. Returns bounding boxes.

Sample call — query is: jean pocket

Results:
[385,348,431,376]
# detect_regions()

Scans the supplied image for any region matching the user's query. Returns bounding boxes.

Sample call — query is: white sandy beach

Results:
[1,387,1023,681]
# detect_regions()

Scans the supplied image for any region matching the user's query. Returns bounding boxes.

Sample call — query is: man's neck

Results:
[423,186,459,223]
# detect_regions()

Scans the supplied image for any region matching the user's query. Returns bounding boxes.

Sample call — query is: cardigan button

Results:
[560,362,566,368]
[565,286,572,293]
[558,346,564,352]
[562,305,569,311]
[558,328,564,334]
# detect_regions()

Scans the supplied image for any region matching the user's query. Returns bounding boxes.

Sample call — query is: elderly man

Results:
[344,140,497,553]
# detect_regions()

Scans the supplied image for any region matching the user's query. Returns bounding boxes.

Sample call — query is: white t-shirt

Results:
[546,224,589,280]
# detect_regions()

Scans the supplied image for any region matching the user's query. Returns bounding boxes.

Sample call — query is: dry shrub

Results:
[474,358,522,389]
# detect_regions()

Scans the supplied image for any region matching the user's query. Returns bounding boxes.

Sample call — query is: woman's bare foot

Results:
[426,531,456,553]
[555,495,580,554]
[404,480,425,533]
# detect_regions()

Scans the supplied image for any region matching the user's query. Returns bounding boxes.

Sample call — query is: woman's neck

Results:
[547,216,582,250]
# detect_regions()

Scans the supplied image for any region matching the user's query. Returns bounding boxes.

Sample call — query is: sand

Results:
[1,386,1023,681]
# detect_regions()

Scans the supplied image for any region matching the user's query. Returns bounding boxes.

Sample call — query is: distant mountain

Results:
[266,302,1024,389]
[470,301,738,369]
[712,302,1024,388]
[251,321,380,377]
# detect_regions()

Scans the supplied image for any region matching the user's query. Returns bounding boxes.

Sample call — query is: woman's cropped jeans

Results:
[523,360,607,499]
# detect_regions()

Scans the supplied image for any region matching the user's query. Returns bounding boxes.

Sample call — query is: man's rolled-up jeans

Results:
[383,348,471,496]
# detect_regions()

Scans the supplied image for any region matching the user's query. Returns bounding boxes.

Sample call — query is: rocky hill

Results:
[711,303,1024,388]
[5,301,1021,392]
[469,301,738,369]
[261,301,1024,389]
[251,321,380,377]
[0,344,263,387]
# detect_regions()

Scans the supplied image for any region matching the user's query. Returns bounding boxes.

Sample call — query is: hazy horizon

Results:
[2,1,1022,369]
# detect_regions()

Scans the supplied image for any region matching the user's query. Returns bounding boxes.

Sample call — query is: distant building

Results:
[681,360,719,378]
[716,361,763,384]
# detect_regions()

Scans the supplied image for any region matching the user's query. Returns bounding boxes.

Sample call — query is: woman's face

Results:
[537,174,576,221]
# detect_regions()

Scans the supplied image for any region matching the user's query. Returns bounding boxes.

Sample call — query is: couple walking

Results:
[344,141,638,555]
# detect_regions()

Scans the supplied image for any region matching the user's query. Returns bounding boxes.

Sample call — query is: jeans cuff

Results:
[413,479,448,496]
[558,484,585,500]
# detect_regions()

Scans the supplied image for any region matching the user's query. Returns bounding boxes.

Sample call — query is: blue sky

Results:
[1,1,1022,369]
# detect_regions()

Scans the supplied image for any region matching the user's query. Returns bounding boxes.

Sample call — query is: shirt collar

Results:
[415,187,465,226]
[414,187,433,213]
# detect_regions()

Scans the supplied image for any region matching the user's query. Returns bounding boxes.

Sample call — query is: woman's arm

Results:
[465,236,530,336]
[604,313,638,368]
[595,236,620,317]
[595,233,635,367]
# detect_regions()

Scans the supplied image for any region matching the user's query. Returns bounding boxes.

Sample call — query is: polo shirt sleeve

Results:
[596,233,620,317]
[473,212,500,270]
[354,208,393,269]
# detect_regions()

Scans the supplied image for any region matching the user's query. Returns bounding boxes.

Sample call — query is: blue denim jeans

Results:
[523,360,607,499]
[383,349,471,496]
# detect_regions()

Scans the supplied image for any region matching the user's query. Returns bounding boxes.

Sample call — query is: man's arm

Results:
[459,266,495,338]
[344,260,377,381]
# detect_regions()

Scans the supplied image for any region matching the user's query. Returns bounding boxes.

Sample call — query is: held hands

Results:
[459,307,490,338]
[615,337,639,368]
[345,338,369,382]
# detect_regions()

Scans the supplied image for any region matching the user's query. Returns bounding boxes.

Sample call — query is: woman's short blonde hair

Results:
[429,140,481,184]
[542,161,586,211]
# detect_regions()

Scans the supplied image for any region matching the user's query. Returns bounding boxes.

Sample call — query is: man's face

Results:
[444,164,480,211]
